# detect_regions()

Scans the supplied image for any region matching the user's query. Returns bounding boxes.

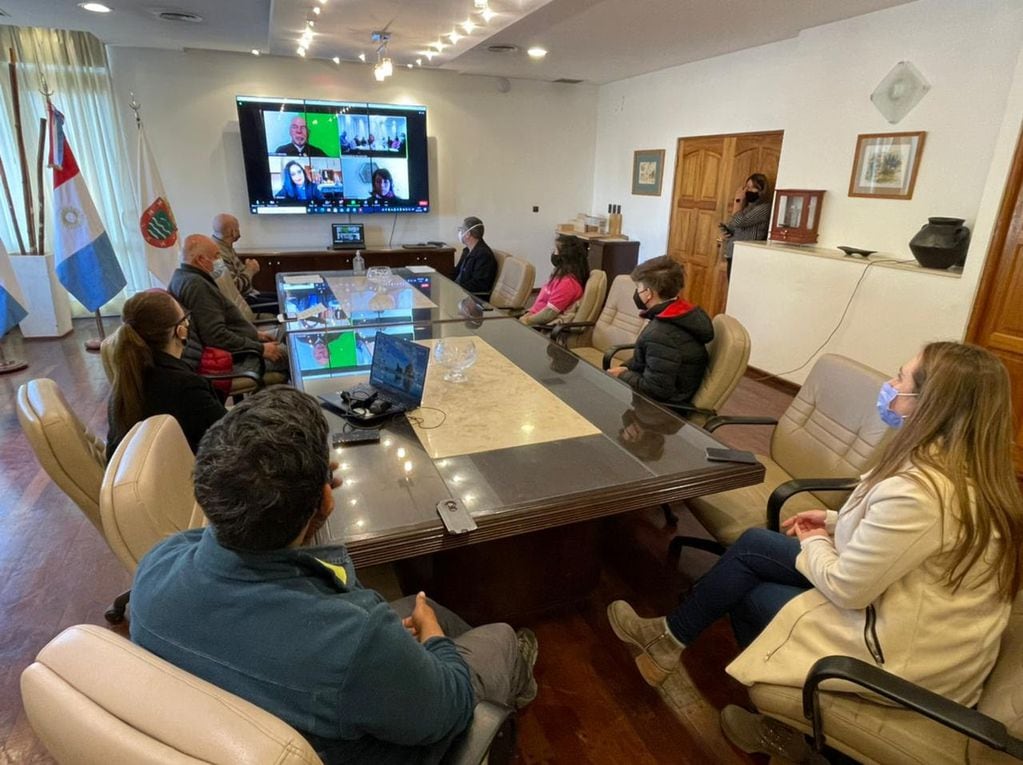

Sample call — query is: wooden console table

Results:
[239,246,457,293]
[557,232,640,282]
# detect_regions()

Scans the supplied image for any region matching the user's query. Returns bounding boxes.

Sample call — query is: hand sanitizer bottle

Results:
[352,250,365,275]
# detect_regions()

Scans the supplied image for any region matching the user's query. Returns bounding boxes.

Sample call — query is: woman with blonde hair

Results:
[105,289,226,459]
[608,341,1023,760]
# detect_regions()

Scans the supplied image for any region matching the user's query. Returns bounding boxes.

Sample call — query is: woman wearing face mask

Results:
[605,255,714,405]
[608,341,1023,761]
[719,173,772,280]
[105,289,226,460]
[520,235,589,327]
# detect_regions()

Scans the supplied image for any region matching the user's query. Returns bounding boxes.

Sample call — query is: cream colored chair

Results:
[537,269,608,335]
[98,415,204,622]
[216,270,277,323]
[487,252,535,312]
[22,625,518,765]
[16,378,107,532]
[749,592,1023,764]
[675,354,892,556]
[552,274,646,368]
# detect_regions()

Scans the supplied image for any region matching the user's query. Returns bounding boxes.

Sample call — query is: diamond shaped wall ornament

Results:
[871,61,930,124]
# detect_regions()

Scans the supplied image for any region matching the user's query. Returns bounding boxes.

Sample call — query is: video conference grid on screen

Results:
[236,96,430,215]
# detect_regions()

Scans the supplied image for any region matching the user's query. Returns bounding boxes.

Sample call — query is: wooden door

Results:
[967,125,1023,475]
[666,131,782,316]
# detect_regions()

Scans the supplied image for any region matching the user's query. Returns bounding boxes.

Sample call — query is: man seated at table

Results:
[130,387,538,764]
[169,234,288,378]
[453,216,498,301]
[211,212,279,313]
[606,256,714,406]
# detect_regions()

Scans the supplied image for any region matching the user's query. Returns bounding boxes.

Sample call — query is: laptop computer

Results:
[321,332,429,420]
[331,223,365,250]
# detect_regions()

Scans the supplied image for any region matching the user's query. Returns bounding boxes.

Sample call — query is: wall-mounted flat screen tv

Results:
[236,95,429,215]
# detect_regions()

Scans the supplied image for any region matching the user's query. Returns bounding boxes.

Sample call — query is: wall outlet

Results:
[532,206,539,213]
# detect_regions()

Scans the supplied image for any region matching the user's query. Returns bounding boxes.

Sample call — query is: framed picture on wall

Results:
[632,149,666,196]
[848,131,926,199]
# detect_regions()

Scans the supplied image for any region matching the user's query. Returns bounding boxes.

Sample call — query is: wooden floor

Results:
[0,322,793,764]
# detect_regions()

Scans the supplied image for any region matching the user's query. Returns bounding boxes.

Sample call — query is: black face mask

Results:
[633,290,647,311]
[744,190,760,204]
[550,252,562,267]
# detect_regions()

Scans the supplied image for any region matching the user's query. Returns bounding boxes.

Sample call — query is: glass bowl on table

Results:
[433,338,478,383]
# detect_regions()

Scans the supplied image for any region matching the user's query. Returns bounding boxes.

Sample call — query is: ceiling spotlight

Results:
[448,30,462,44]
[527,47,547,59]
[78,2,112,11]
[306,18,315,27]
[474,0,487,8]
[406,63,413,69]
[462,19,476,33]
[251,49,260,56]
[481,8,496,22]
[421,50,434,61]
[358,52,366,62]
[332,56,340,64]
[312,5,320,14]
[373,63,386,81]
[380,57,393,77]
[431,40,447,51]
[296,46,306,57]
[416,58,422,66]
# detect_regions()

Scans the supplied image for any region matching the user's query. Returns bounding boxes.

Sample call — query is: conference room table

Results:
[281,269,765,620]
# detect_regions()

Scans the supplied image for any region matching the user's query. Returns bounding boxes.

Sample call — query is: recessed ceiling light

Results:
[79,2,111,12]
[480,9,496,22]
[251,49,260,56]
[358,52,366,62]
[406,63,413,69]
[312,5,320,14]
[296,46,306,57]
[448,30,462,44]
[527,47,547,59]
[332,56,340,64]
[462,19,476,33]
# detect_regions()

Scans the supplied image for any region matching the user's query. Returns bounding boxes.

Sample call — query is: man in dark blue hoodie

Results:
[130,386,537,764]
[606,256,714,406]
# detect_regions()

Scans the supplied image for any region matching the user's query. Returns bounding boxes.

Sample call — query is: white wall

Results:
[106,47,598,276]
[592,0,1023,381]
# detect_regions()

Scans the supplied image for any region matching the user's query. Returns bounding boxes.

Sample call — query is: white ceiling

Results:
[0,0,913,84]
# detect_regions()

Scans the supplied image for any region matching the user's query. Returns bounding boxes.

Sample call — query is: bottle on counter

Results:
[352,250,366,275]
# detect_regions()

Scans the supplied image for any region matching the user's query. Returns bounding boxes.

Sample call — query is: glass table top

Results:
[288,316,763,565]
[275,268,503,333]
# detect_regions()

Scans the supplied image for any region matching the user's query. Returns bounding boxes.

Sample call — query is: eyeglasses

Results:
[174,312,191,329]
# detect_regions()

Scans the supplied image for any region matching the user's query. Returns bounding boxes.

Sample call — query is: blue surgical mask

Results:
[876,382,918,428]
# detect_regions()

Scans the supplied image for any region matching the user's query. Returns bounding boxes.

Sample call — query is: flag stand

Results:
[84,309,105,352]
[0,341,27,374]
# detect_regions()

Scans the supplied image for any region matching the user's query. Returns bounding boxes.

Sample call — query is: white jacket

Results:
[727,467,1009,705]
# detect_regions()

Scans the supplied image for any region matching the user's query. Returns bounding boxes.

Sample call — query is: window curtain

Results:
[0,26,150,315]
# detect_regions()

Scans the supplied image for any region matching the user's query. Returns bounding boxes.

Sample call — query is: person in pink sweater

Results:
[521,236,590,327]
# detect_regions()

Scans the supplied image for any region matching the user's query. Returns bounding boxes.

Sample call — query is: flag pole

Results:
[0,152,25,254]
[84,309,105,352]
[36,75,51,257]
[0,338,28,374]
[8,48,36,254]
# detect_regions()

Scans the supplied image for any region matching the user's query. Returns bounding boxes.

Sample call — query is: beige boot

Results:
[607,600,684,686]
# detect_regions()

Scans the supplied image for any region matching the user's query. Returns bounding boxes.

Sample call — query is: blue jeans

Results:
[667,528,812,648]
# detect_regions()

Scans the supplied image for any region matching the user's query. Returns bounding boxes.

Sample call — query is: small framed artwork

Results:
[848,131,926,200]
[632,149,666,196]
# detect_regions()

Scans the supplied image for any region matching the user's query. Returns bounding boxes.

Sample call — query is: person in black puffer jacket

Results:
[606,256,714,406]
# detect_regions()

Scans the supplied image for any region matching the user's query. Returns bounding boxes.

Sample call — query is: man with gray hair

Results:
[169,233,287,375]
[211,213,278,312]
[130,387,538,763]
[452,216,497,301]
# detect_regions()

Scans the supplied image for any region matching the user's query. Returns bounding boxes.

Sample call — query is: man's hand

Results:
[244,258,260,275]
[606,366,628,378]
[781,510,828,537]
[402,592,445,643]
[262,341,283,362]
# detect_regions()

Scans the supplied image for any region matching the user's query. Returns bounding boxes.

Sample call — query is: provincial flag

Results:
[136,124,178,286]
[48,103,127,312]
[0,239,28,337]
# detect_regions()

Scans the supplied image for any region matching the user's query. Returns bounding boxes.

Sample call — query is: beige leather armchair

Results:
[749,592,1023,764]
[552,274,646,368]
[531,269,608,338]
[22,625,518,765]
[487,251,535,312]
[676,354,891,556]
[99,414,204,622]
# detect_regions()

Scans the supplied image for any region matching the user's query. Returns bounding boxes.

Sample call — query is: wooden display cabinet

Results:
[769,189,826,245]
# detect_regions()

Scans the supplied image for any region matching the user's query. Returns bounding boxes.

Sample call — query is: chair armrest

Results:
[602,344,636,370]
[703,415,779,433]
[659,401,718,420]
[766,477,858,531]
[440,702,516,765]
[802,656,1023,760]
[550,321,596,344]
[202,369,264,388]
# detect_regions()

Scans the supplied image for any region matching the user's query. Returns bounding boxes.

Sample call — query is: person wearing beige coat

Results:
[608,341,1023,761]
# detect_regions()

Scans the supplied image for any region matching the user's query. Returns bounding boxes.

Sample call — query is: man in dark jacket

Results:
[130,387,537,764]
[169,234,288,376]
[607,256,714,405]
[452,216,497,300]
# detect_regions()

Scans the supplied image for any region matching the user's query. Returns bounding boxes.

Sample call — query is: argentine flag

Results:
[49,104,126,312]
[0,239,28,337]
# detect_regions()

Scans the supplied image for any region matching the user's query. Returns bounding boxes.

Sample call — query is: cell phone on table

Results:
[705,447,757,464]
[332,429,381,446]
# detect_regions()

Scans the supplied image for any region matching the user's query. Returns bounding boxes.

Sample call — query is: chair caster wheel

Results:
[105,608,125,624]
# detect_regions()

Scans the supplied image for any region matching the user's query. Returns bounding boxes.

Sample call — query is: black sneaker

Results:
[514,628,539,708]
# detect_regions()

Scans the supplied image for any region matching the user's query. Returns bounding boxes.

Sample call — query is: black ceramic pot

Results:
[909,217,971,269]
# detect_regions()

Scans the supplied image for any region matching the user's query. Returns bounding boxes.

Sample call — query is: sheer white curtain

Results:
[0,26,149,314]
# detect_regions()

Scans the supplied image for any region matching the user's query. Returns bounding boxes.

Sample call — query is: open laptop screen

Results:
[369,331,429,406]
[331,223,365,248]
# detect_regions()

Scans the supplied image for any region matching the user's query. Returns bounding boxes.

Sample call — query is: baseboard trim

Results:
[744,366,801,396]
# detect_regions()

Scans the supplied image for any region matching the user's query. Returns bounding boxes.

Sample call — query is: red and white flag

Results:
[136,124,178,286]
